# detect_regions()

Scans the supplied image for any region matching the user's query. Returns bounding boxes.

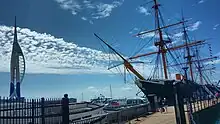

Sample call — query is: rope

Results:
[131,34,156,57]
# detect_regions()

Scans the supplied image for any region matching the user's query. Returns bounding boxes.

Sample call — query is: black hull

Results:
[135,79,220,107]
[138,79,174,97]
[136,79,175,106]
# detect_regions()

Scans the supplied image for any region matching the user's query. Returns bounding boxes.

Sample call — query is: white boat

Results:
[103,98,149,111]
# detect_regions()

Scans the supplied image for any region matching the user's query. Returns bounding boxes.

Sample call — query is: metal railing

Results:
[0,94,151,124]
[0,96,63,124]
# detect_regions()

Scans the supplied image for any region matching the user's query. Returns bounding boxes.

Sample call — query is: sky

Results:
[0,0,220,101]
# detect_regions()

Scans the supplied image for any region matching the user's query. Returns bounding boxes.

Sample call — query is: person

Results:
[162,98,168,113]
[158,97,163,113]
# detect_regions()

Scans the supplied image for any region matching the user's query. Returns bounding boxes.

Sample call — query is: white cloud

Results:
[89,20,94,24]
[137,6,150,16]
[121,85,133,91]
[93,1,123,19]
[213,24,219,30]
[133,28,138,31]
[129,27,139,34]
[140,31,183,51]
[54,0,124,21]
[204,53,220,65]
[87,86,99,93]
[187,21,202,31]
[55,0,81,15]
[87,86,95,90]
[0,25,120,74]
[206,59,220,65]
[198,0,207,4]
[167,18,171,22]
[83,0,95,9]
[192,0,207,6]
[138,32,170,40]
[173,32,183,38]
[139,32,155,39]
[81,16,87,21]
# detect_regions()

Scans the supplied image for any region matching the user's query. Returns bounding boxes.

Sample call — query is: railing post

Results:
[117,112,119,124]
[62,94,69,124]
[32,99,35,124]
[41,98,45,124]
[192,96,196,112]
[199,91,203,109]
[196,93,199,111]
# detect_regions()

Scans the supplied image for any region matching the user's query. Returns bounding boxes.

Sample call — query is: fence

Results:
[0,94,150,124]
[0,94,75,124]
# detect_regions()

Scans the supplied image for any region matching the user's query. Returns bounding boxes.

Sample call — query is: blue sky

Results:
[0,0,220,101]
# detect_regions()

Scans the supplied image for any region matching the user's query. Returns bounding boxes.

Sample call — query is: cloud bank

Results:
[0,25,120,74]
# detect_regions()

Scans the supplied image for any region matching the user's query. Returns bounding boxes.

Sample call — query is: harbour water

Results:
[215,112,220,124]
[193,103,220,124]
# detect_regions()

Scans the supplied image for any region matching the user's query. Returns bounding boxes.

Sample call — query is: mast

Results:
[182,16,194,81]
[81,92,84,101]
[152,0,168,79]
[110,84,113,98]
[132,0,188,79]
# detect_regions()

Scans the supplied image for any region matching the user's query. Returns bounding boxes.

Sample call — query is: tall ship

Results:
[94,0,220,110]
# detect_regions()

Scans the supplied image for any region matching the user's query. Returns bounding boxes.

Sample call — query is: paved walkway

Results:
[126,99,220,124]
[126,106,177,124]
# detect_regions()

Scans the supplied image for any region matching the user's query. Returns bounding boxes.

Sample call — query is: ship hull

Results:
[135,79,175,108]
[135,79,220,107]
[134,79,216,108]
[135,79,175,99]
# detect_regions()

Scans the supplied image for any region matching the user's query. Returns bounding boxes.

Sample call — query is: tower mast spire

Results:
[152,0,168,79]
[10,16,26,99]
